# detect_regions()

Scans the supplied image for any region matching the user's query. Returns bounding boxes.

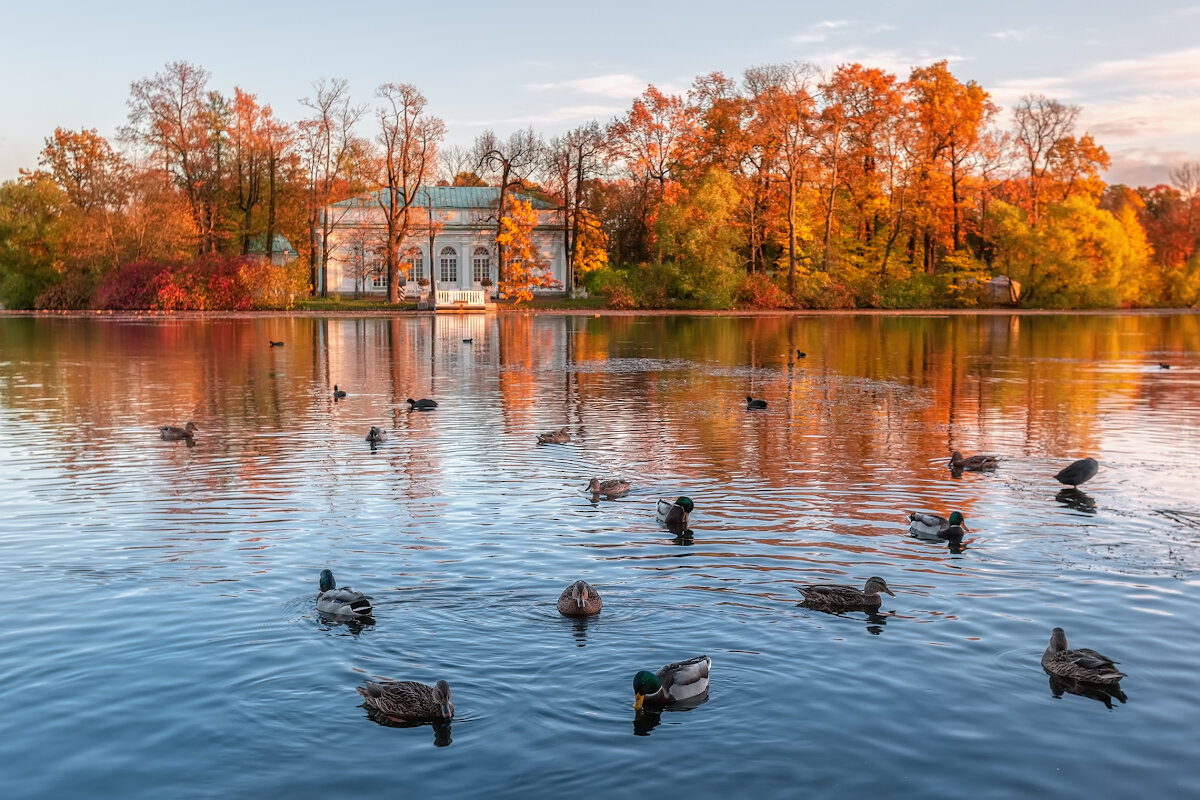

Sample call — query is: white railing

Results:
[435,290,487,307]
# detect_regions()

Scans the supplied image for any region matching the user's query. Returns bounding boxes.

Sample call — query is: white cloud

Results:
[790,19,848,44]
[804,46,966,77]
[461,104,627,128]
[1105,147,1195,187]
[525,74,648,98]
[1082,47,1200,89]
[988,77,1078,107]
[988,28,1036,42]
[1081,95,1200,142]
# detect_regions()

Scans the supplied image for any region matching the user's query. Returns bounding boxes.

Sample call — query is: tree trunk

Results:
[787,172,798,294]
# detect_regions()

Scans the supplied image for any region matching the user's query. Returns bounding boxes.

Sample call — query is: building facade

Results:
[322,186,566,298]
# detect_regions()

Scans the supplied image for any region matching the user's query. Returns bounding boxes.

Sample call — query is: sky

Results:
[1,0,1197,186]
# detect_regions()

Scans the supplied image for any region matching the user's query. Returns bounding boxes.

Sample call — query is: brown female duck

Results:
[557,580,603,616]
[797,576,896,611]
[1041,627,1125,685]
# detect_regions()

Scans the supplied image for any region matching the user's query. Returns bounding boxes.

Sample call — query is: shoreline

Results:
[1,307,1197,320]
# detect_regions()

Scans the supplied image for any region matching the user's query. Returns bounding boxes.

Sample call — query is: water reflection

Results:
[1055,488,1097,514]
[317,613,375,636]
[1046,673,1128,709]
[363,709,454,746]
[631,693,710,736]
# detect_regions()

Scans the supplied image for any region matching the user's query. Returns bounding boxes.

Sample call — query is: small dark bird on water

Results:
[407,397,438,410]
[746,395,768,410]
[1054,457,1099,488]
[463,338,473,343]
[333,385,347,399]
[269,340,284,347]
[1159,363,1171,369]
[797,350,807,358]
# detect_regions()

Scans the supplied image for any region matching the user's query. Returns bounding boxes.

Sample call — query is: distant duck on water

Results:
[537,426,570,444]
[586,478,630,500]
[365,426,388,443]
[160,422,198,441]
[407,397,438,410]
[356,678,453,722]
[746,396,767,409]
[949,451,999,471]
[269,340,284,347]
[333,385,347,399]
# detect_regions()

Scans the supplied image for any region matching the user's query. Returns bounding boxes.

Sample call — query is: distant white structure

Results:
[322,186,566,298]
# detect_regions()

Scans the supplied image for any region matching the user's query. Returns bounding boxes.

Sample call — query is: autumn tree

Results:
[474,128,543,284]
[125,61,227,253]
[745,62,820,292]
[299,78,366,295]
[545,121,605,294]
[370,83,443,303]
[495,196,557,304]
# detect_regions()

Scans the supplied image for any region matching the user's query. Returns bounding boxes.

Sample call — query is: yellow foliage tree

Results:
[572,208,608,278]
[495,197,558,304]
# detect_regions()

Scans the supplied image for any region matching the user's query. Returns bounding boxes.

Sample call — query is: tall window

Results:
[472,246,491,283]
[405,247,424,281]
[439,246,458,283]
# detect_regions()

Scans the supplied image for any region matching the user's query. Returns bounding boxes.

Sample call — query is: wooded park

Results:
[1,59,1198,311]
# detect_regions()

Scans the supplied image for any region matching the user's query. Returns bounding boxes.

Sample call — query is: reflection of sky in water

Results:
[0,312,1198,798]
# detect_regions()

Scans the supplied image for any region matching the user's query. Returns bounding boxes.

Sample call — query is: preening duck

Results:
[656,496,694,530]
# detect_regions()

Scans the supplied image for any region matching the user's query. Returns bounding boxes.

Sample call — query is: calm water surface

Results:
[1,312,1199,798]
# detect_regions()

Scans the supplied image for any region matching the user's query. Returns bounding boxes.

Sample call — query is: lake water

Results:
[1,311,1198,799]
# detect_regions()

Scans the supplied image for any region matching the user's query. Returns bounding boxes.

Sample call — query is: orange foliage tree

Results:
[496,197,558,304]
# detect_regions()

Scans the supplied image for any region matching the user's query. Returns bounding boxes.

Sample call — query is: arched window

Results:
[439,246,458,282]
[472,246,491,283]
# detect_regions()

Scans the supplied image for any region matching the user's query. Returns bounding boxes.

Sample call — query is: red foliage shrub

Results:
[94,261,176,310]
[736,272,792,309]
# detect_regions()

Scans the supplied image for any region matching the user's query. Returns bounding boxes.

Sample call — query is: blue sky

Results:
[2,0,1197,186]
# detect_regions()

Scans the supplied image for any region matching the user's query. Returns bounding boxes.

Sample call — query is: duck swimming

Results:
[633,655,711,709]
[316,569,373,618]
[949,451,999,471]
[797,576,896,611]
[407,398,438,410]
[1041,627,1125,685]
[356,678,453,722]
[907,510,967,538]
[586,478,630,500]
[537,426,570,444]
[365,426,388,443]
[159,422,198,441]
[557,580,602,616]
[746,396,767,409]
[333,385,347,399]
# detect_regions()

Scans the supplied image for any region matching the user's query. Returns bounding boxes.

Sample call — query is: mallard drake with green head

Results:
[633,655,711,709]
[949,451,999,471]
[356,678,453,722]
[160,422,198,441]
[365,426,388,443]
[537,426,570,444]
[797,576,896,611]
[1041,627,1125,684]
[557,580,602,616]
[586,478,630,500]
[1054,458,1098,487]
[656,496,694,529]
[908,510,967,538]
[316,569,373,618]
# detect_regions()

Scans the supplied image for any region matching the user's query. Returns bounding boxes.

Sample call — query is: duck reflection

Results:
[570,614,591,647]
[1047,673,1127,709]
[631,693,709,736]
[316,611,375,636]
[1055,488,1096,514]
[671,529,696,546]
[363,708,453,746]
[796,603,891,633]
[910,529,969,554]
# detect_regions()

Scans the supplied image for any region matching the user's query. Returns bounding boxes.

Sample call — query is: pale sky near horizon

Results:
[1,0,1197,187]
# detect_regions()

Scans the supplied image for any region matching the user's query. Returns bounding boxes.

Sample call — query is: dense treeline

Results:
[1,60,1198,310]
